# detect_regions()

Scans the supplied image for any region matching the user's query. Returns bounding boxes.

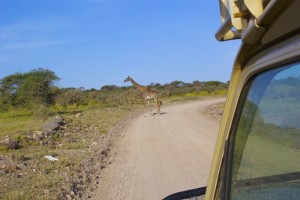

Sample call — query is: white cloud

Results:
[0,15,78,50]
[0,16,73,38]
[1,39,77,50]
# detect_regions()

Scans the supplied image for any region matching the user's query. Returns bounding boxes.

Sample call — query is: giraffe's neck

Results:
[130,78,148,92]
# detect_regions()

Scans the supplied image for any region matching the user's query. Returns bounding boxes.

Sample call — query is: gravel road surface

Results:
[93,98,225,200]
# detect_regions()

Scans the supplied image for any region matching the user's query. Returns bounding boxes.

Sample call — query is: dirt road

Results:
[94,98,225,200]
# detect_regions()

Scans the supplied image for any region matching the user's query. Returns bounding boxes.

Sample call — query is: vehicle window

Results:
[229,61,300,200]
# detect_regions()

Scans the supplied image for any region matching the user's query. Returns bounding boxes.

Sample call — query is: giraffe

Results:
[124,76,161,115]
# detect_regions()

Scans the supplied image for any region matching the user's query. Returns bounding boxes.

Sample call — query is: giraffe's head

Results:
[124,76,131,82]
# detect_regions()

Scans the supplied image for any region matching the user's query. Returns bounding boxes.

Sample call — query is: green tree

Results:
[170,80,186,88]
[101,85,118,91]
[0,68,60,108]
[56,88,85,106]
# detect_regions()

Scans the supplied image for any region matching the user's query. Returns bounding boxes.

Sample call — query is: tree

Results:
[192,80,201,87]
[101,85,118,91]
[0,68,60,108]
[56,88,84,106]
[170,80,186,88]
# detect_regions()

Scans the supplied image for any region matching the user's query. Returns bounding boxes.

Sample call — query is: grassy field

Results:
[0,104,141,199]
[0,95,225,199]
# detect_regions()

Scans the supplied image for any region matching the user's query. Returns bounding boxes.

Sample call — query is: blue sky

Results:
[0,0,240,89]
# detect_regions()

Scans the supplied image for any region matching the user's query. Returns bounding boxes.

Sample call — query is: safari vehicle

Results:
[164,0,300,199]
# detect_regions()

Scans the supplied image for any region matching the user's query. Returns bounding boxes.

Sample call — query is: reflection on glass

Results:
[230,62,300,200]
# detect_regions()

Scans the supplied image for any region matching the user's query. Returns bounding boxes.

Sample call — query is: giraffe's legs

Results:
[155,98,161,115]
[144,98,153,116]
[147,100,153,112]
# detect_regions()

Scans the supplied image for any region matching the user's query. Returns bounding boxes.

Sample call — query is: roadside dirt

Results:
[93,98,225,200]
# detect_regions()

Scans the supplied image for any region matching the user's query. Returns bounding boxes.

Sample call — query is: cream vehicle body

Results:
[164,0,300,199]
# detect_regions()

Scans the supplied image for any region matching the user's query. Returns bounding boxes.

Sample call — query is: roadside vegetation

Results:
[0,68,228,199]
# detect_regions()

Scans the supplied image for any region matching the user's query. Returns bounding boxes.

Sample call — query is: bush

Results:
[33,104,51,120]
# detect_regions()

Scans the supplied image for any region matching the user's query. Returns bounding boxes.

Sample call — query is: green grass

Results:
[0,110,39,137]
[0,104,137,200]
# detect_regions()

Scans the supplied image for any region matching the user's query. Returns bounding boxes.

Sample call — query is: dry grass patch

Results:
[0,106,135,199]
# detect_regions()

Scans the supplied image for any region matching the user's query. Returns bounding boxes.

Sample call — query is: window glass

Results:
[230,62,300,200]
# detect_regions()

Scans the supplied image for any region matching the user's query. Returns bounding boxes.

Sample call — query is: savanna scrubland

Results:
[0,68,227,199]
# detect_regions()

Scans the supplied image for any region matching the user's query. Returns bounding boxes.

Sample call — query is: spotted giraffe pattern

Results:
[124,76,161,115]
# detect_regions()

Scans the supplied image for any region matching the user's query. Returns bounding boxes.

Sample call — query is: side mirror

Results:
[163,186,206,200]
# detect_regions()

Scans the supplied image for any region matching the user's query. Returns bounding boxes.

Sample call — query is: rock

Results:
[43,189,49,195]
[0,156,16,173]
[8,139,19,149]
[17,163,27,171]
[0,138,19,149]
[33,131,45,141]
[19,155,30,161]
[75,113,83,118]
[41,116,64,136]
[67,137,77,143]
[66,194,72,200]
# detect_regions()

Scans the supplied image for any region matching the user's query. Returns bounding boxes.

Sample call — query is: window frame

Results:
[215,35,300,200]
